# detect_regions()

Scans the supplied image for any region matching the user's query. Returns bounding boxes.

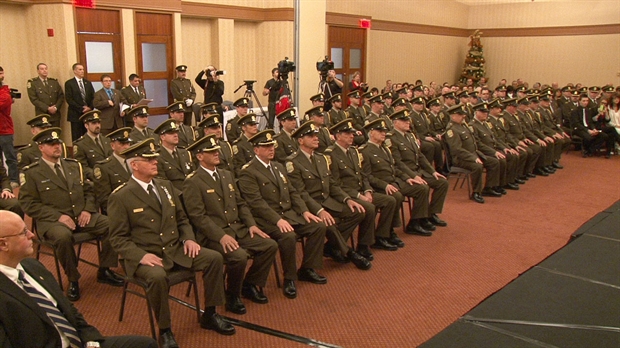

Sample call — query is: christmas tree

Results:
[459,30,486,85]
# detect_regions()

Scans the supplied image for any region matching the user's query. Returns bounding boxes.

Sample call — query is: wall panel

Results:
[180,16,214,98]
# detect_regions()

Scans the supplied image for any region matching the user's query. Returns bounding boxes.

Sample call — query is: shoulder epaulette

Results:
[111,183,127,194]
[386,132,394,137]
[74,136,85,142]
[48,77,57,81]
[186,171,196,179]
[96,157,112,165]
[22,162,39,171]
[241,163,251,170]
[64,158,79,162]
[358,144,367,151]
[19,144,32,150]
[232,138,242,144]
[28,78,35,82]
[324,147,333,153]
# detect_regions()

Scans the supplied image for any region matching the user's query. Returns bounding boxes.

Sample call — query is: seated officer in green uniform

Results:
[73,110,112,182]
[326,93,346,127]
[19,127,122,302]
[226,98,250,142]
[18,114,67,171]
[305,106,333,153]
[286,122,371,271]
[326,119,401,253]
[238,130,328,299]
[198,114,235,175]
[232,113,259,176]
[154,119,195,191]
[166,101,195,148]
[108,139,234,348]
[0,155,22,217]
[274,108,299,164]
[93,127,132,213]
[183,134,278,315]
[128,106,159,145]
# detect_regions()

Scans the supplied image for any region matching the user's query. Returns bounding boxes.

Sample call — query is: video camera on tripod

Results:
[277,57,295,80]
[316,56,334,81]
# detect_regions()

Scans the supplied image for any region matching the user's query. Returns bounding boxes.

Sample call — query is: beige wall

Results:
[187,0,292,8]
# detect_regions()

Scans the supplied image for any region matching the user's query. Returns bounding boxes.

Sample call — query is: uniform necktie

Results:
[147,184,161,206]
[134,87,139,95]
[43,79,48,87]
[78,80,86,102]
[172,150,182,168]
[266,164,277,180]
[143,129,148,138]
[95,137,104,153]
[18,271,82,348]
[54,163,68,188]
[346,149,356,167]
[124,159,131,173]
[213,171,219,182]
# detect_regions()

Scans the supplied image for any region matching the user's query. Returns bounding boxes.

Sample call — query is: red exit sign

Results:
[73,0,96,8]
[359,18,371,29]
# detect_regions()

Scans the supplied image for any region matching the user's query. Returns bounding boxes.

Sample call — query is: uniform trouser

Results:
[423,175,449,215]
[504,152,520,185]
[535,141,555,168]
[0,134,18,182]
[325,205,366,254]
[552,137,569,161]
[420,140,444,170]
[393,179,430,220]
[351,193,398,243]
[514,148,528,177]
[261,220,326,280]
[43,213,116,282]
[134,249,225,329]
[206,232,278,296]
[497,156,508,186]
[524,143,541,174]
[455,156,500,193]
[0,197,23,218]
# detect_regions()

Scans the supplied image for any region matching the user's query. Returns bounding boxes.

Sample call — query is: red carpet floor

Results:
[32,151,619,347]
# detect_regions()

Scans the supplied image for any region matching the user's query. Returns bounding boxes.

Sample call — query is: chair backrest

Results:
[440,135,454,172]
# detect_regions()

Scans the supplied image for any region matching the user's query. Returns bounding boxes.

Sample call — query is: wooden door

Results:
[328,26,367,103]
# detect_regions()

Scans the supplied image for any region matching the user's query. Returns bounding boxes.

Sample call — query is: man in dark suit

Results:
[120,73,146,128]
[183,134,278,314]
[154,119,195,191]
[64,63,95,141]
[0,210,158,348]
[93,127,132,213]
[27,63,64,126]
[18,128,123,302]
[237,130,327,299]
[108,139,234,348]
[73,111,113,182]
[93,74,129,135]
[571,94,612,158]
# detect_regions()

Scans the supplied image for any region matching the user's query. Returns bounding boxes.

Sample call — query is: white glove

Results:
[185,99,193,107]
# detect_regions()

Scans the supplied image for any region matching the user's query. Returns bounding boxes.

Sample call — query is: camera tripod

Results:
[234,80,268,128]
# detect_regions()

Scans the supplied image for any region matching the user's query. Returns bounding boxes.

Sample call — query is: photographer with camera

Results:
[316,57,342,112]
[263,68,282,129]
[0,66,19,188]
[348,71,368,95]
[196,65,225,117]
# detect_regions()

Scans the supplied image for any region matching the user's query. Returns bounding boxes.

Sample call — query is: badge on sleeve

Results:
[286,162,294,173]
[447,130,454,138]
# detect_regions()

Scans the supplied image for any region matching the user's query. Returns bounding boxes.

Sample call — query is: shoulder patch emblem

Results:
[384,138,392,148]
[194,130,200,138]
[286,162,294,173]
[73,145,78,156]
[94,167,102,180]
[27,81,32,89]
[17,152,22,163]
[232,145,238,154]
[19,173,26,186]
[226,123,232,131]
[447,129,454,138]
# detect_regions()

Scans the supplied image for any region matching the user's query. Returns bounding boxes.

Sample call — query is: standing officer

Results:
[444,105,501,204]
[226,98,250,142]
[387,110,449,228]
[360,119,433,236]
[73,110,112,182]
[183,134,277,314]
[286,122,371,271]
[326,120,400,253]
[170,65,197,126]
[232,113,259,176]
[108,139,234,348]
[154,119,195,191]
[128,106,159,145]
[198,114,235,174]
[93,127,132,213]
[19,128,122,301]
[166,101,195,148]
[120,73,146,128]
[274,108,299,164]
[27,63,64,127]
[238,130,327,299]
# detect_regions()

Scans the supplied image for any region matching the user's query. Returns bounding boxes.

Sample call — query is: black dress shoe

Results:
[371,237,398,251]
[504,183,519,190]
[225,295,246,315]
[241,283,268,304]
[420,219,436,231]
[297,268,327,284]
[471,193,485,204]
[356,245,374,261]
[405,220,433,236]
[526,173,537,178]
[283,280,297,299]
[347,249,371,270]
[159,331,179,348]
[533,168,549,176]
[67,281,80,301]
[389,232,405,247]
[515,178,526,184]
[324,244,349,263]
[200,312,236,335]
[481,187,502,197]
[429,214,447,227]
[545,166,556,174]
[97,268,124,287]
[553,162,563,169]
[494,186,507,195]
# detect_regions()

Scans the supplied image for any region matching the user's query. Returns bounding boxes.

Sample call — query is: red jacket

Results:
[0,85,14,135]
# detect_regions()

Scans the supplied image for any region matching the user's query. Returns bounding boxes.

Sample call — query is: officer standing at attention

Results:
[238,129,328,299]
[73,110,112,182]
[108,139,234,348]
[273,108,299,164]
[444,105,501,204]
[27,63,64,127]
[154,119,195,191]
[166,101,195,148]
[170,65,197,126]
[93,127,132,213]
[183,134,278,315]
[19,128,123,301]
